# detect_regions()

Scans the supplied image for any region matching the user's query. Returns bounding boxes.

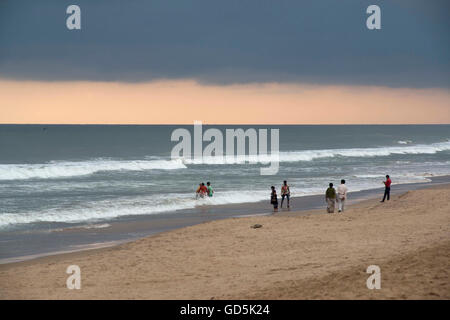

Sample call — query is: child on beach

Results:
[280,180,290,209]
[270,186,279,212]
[325,183,336,213]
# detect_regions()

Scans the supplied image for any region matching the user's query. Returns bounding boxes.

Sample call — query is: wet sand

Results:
[0,184,449,299]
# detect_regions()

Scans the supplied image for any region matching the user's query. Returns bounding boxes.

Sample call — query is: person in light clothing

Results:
[336,179,348,213]
[280,180,290,209]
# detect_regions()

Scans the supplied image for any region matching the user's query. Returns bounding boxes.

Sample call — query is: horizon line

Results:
[1,123,449,126]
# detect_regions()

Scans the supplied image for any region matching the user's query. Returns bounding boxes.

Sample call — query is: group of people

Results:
[270,180,291,212]
[195,182,214,198]
[325,180,349,213]
[325,175,392,213]
[270,179,348,213]
[195,175,393,214]
[270,175,392,214]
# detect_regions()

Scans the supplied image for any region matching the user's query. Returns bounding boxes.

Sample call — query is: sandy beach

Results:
[1,184,449,300]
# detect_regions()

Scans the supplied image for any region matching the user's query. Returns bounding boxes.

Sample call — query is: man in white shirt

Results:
[336,179,348,213]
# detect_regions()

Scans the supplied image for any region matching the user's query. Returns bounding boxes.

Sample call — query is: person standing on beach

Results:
[280,180,291,209]
[336,179,348,213]
[270,186,279,212]
[207,182,214,197]
[325,183,336,213]
[381,175,392,202]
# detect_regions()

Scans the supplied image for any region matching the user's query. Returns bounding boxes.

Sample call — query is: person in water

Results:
[381,175,392,202]
[280,180,290,209]
[325,183,336,213]
[206,182,214,197]
[196,183,202,199]
[196,183,208,198]
[200,183,208,197]
[336,179,348,213]
[270,186,278,212]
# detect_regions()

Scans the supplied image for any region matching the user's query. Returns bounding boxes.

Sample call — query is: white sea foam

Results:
[279,141,450,162]
[77,223,111,230]
[18,223,112,234]
[1,141,449,181]
[2,168,449,228]
[0,159,187,181]
[181,141,450,164]
[0,191,269,227]
[353,174,386,178]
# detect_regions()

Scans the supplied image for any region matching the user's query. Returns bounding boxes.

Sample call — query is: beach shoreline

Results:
[2,175,450,265]
[0,182,449,299]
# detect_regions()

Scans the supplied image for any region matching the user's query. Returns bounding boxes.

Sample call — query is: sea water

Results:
[1,124,449,231]
[0,124,449,260]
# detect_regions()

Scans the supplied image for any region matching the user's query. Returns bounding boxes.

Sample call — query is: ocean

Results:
[1,124,450,261]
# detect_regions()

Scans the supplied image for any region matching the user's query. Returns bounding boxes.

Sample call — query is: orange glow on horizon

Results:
[0,79,449,124]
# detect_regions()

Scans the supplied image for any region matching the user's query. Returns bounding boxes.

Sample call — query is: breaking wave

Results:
[2,141,449,180]
[0,159,187,181]
[182,141,450,164]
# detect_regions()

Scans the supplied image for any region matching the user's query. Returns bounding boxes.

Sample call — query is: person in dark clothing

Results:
[325,183,336,213]
[270,186,278,212]
[381,175,392,202]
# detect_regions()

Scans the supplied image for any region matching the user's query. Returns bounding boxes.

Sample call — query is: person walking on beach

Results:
[207,182,214,197]
[270,186,279,212]
[280,180,290,209]
[336,179,348,213]
[325,183,336,213]
[381,175,392,202]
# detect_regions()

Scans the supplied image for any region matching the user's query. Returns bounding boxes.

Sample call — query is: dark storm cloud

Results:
[0,0,449,87]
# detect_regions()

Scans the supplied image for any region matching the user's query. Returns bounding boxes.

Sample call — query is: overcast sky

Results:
[1,0,449,88]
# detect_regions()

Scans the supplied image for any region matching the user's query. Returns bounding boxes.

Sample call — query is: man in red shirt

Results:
[200,183,208,197]
[381,175,391,202]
